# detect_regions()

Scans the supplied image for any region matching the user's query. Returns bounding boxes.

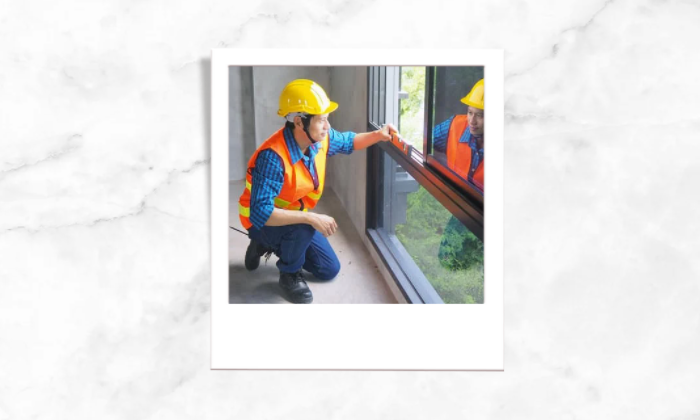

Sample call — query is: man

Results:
[239,79,396,304]
[432,78,484,191]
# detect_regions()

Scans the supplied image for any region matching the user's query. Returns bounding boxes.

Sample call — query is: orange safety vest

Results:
[447,114,484,190]
[239,128,328,230]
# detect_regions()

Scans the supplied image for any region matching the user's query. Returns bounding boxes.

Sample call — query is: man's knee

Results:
[314,257,341,281]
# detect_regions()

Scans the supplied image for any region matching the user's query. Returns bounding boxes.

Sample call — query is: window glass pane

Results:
[430,66,485,193]
[381,151,484,304]
[398,66,425,150]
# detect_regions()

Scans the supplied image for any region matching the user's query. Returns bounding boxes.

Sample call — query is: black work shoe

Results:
[244,239,273,271]
[279,270,313,304]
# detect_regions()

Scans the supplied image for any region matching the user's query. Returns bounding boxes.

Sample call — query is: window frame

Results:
[365,66,484,304]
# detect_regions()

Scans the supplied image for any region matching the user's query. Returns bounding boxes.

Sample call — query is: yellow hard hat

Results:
[277,79,338,117]
[460,79,484,110]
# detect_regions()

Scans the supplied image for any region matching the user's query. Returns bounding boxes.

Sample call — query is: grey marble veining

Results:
[2,0,700,418]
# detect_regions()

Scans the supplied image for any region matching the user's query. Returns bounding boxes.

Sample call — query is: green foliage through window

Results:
[399,67,425,149]
[395,186,484,304]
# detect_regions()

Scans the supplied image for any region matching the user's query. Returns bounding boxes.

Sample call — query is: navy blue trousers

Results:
[248,224,341,280]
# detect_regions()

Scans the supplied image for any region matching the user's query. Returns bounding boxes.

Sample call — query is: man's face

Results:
[467,106,484,136]
[296,114,330,144]
[309,114,330,141]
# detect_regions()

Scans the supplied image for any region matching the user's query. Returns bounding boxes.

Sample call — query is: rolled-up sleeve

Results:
[327,127,356,157]
[249,150,284,229]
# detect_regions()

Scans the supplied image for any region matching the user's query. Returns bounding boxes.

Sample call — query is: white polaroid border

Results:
[212,49,503,370]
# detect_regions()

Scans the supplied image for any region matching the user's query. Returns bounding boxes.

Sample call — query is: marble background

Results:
[2,0,699,418]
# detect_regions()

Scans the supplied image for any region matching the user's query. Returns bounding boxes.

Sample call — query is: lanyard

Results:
[304,150,319,190]
[309,159,319,190]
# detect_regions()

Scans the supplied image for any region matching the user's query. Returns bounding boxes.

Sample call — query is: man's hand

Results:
[352,123,403,151]
[308,213,338,237]
[378,123,399,142]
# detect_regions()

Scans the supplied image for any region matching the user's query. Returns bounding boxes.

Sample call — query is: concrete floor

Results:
[229,181,397,304]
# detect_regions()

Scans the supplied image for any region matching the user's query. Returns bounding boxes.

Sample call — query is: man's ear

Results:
[294,116,302,128]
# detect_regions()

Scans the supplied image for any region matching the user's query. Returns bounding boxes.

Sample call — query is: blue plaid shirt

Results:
[248,127,356,229]
[433,115,484,178]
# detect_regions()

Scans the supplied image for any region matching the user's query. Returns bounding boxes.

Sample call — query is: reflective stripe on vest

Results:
[243,180,304,210]
[239,203,250,217]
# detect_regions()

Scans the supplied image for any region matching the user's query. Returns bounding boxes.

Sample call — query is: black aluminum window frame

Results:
[365,66,484,304]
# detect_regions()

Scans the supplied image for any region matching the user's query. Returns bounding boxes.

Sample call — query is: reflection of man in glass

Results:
[434,79,485,274]
[432,79,484,191]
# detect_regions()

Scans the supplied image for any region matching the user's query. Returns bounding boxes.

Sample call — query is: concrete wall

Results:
[326,66,368,238]
[228,67,255,180]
